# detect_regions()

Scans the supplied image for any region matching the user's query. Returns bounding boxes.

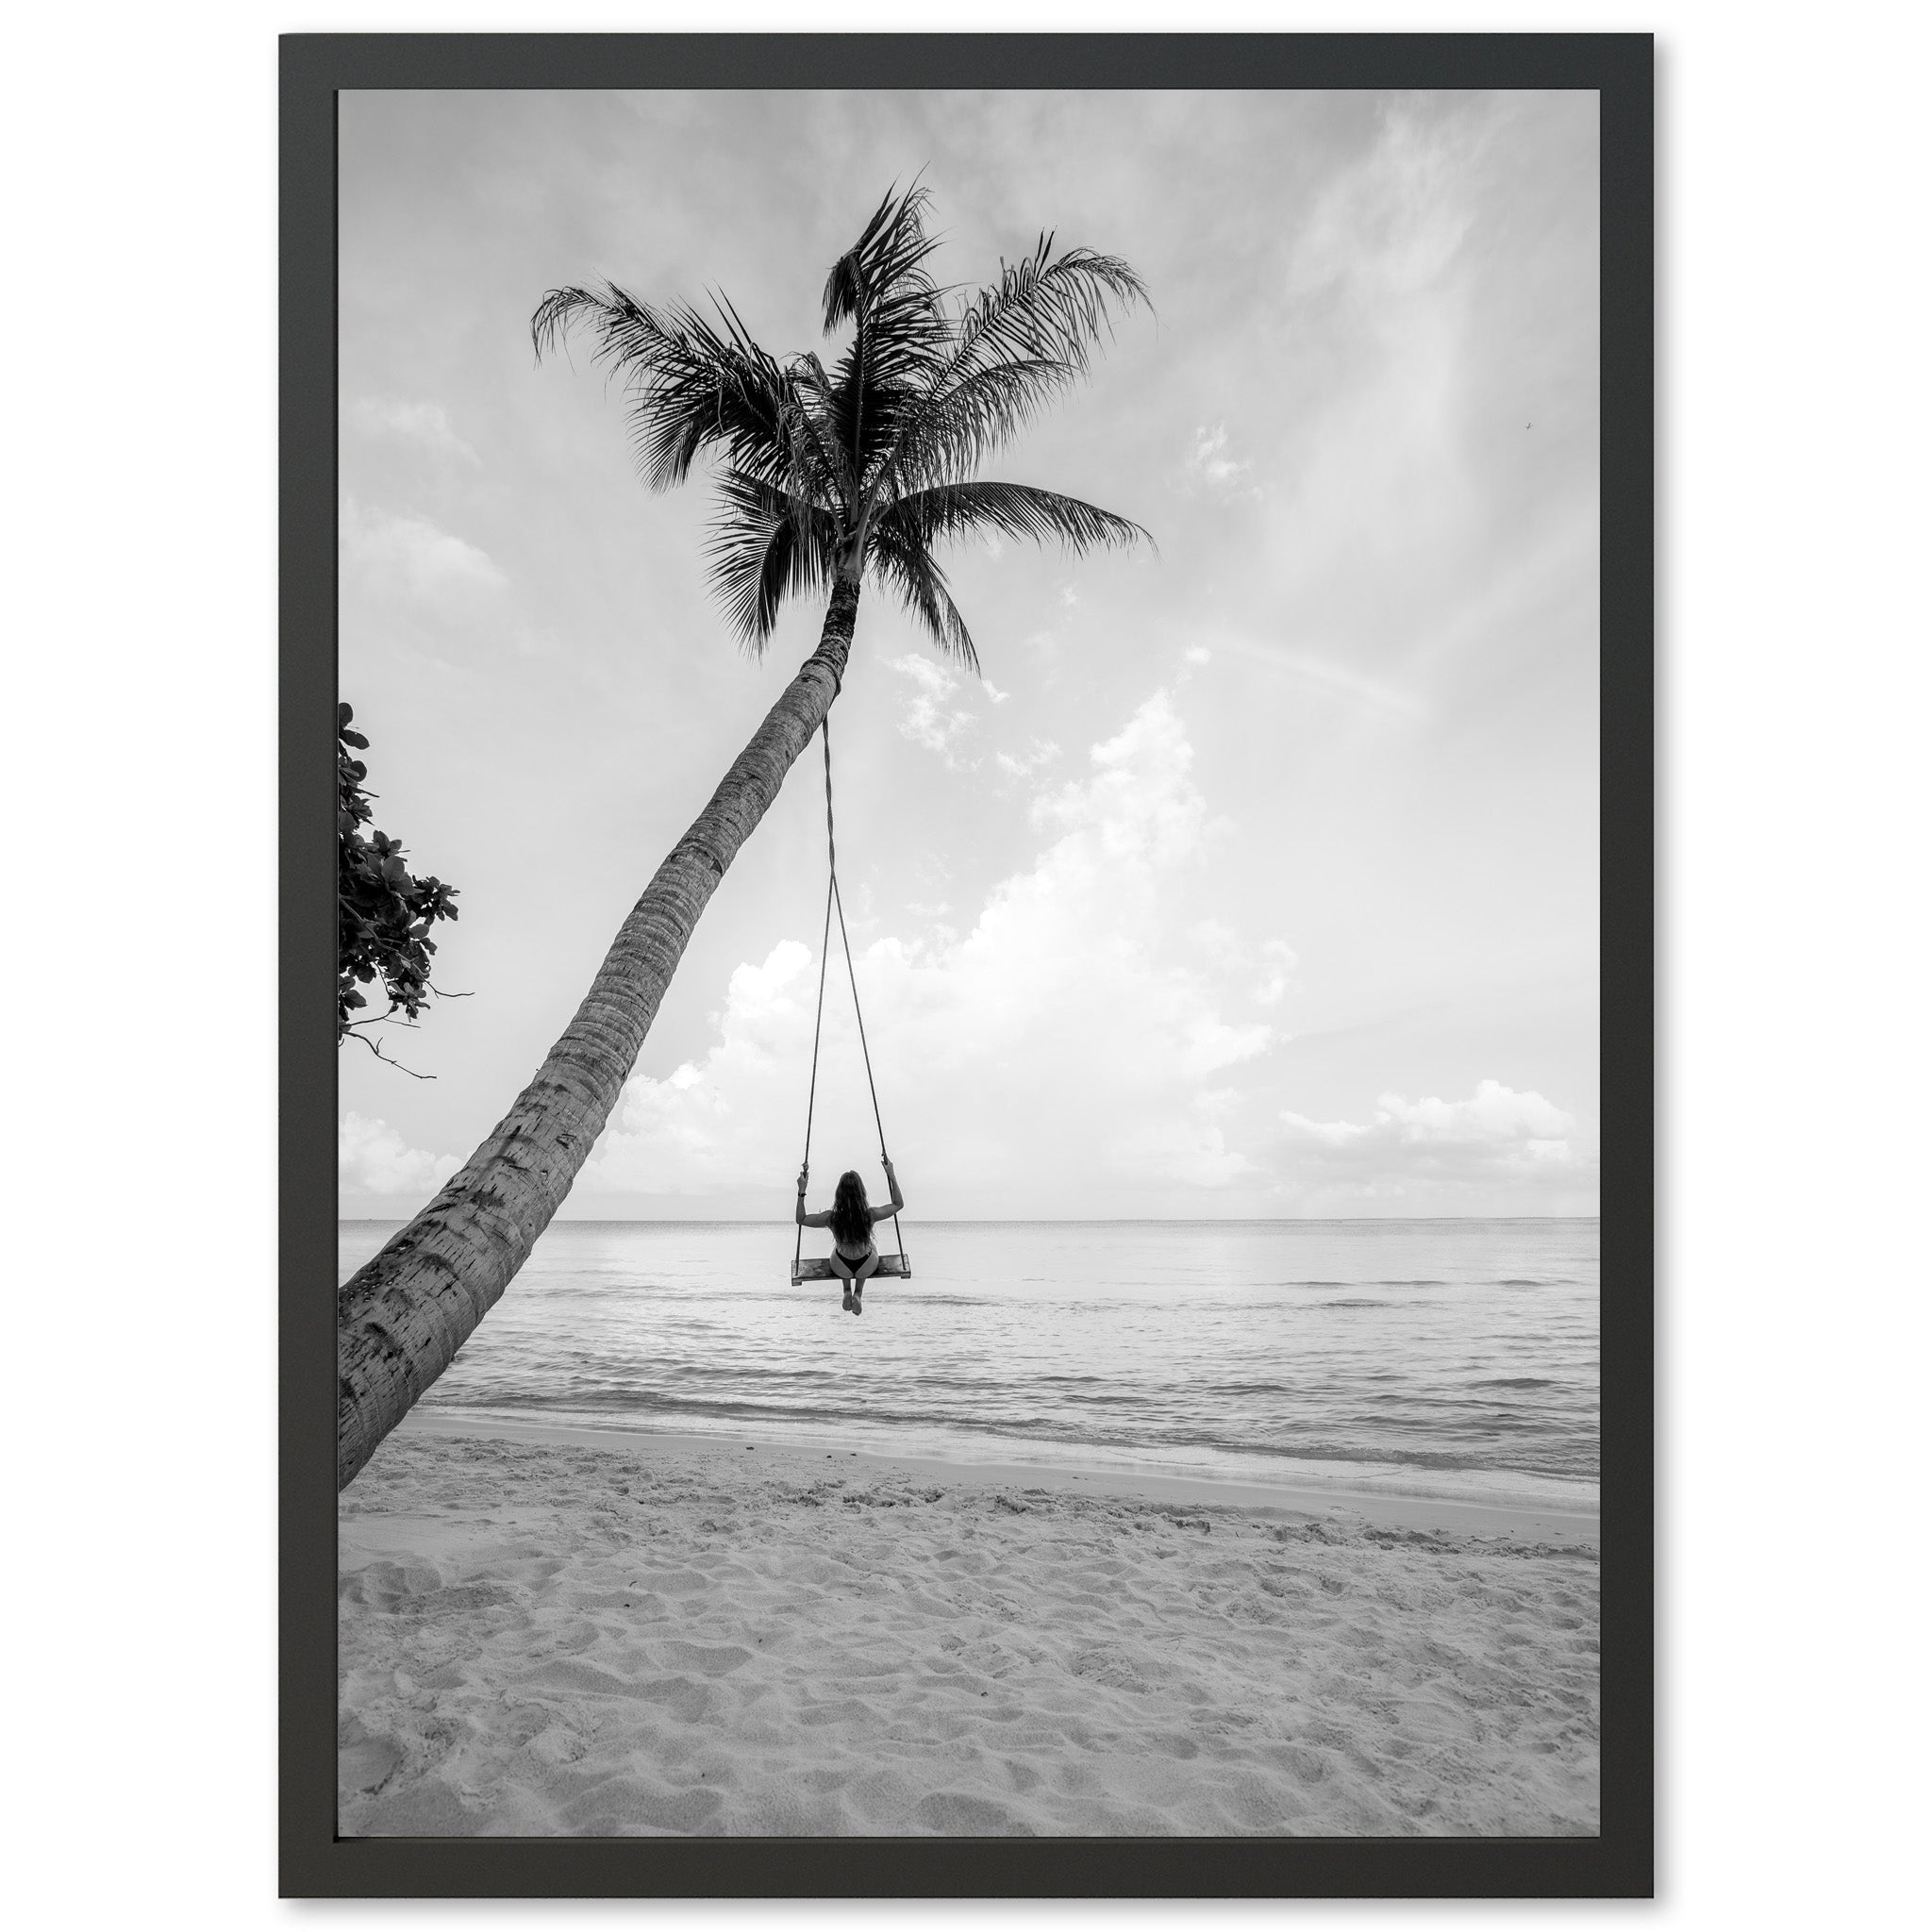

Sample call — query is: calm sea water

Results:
[338,1219,1599,1509]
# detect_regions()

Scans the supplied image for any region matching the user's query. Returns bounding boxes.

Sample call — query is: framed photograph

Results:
[284,31,1652,1897]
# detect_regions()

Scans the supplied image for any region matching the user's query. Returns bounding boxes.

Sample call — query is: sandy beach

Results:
[339,1412,1599,1836]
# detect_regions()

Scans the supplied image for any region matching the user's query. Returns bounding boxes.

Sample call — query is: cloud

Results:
[1287,108,1478,312]
[339,1111,460,1199]
[1254,100,1507,623]
[579,948,809,1189]
[882,653,979,765]
[1194,924,1296,1005]
[1182,423,1254,495]
[1275,1079,1595,1197]
[1253,939,1299,1006]
[581,691,1274,1207]
[994,738,1060,779]
[347,394,480,465]
[341,495,507,604]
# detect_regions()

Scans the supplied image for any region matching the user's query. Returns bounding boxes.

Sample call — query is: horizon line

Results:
[337,1212,1604,1226]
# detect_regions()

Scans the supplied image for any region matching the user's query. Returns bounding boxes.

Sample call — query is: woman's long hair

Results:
[830,1171,871,1248]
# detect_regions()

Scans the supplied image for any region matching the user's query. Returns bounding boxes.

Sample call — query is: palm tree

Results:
[337,186,1150,1489]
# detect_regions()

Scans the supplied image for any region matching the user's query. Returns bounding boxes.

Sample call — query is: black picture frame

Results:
[284,30,1653,1898]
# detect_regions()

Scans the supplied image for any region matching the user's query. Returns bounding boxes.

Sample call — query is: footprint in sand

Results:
[1071,1644,1159,1692]
[526,1657,635,1697]
[796,1695,879,1729]
[911,1790,1034,1835]
[555,1775,724,1836]
[341,1558,442,1610]
[639,1674,715,1723]
[355,1776,482,1836]
[654,1640,753,1677]
[425,1580,518,1614]
[526,1725,586,1766]
[338,1717,403,1795]
[629,1569,712,1596]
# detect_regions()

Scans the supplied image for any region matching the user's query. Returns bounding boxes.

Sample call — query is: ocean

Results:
[338,1218,1599,1511]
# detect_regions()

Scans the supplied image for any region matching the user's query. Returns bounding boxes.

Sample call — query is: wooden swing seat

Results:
[791,1255,912,1285]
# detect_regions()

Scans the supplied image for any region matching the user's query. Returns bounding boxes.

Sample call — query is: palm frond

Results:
[821,182,942,333]
[874,239,1151,501]
[818,184,956,499]
[883,356,1093,496]
[778,352,861,508]
[532,281,839,502]
[705,472,841,651]
[880,480,1151,560]
[949,240,1151,383]
[868,516,979,673]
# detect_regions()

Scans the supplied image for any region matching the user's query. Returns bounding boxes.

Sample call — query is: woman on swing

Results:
[795,1158,904,1314]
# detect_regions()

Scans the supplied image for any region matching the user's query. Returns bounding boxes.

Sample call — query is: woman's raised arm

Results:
[795,1165,833,1229]
[874,1157,906,1222]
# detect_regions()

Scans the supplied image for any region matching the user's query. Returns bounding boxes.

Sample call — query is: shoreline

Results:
[393,1407,1599,1549]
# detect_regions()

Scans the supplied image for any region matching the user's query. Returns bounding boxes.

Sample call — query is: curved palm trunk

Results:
[337,577,862,1488]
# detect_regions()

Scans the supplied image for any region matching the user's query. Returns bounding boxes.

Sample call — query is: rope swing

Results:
[791,716,910,1286]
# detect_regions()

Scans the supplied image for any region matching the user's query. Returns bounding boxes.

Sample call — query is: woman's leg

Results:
[851,1250,881,1308]
[830,1252,855,1308]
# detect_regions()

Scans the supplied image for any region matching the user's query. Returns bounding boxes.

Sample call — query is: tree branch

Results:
[341,1005,438,1079]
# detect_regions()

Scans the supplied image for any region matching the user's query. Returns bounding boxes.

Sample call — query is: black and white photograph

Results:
[31,0,1932,1922]
[325,71,1625,1854]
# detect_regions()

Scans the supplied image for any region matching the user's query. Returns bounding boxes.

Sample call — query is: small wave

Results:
[425,1391,1599,1482]
[1262,1278,1451,1291]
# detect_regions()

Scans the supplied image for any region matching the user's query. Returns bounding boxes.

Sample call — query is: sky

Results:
[337,88,1600,1221]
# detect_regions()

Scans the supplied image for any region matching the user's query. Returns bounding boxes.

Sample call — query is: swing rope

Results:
[793,715,908,1281]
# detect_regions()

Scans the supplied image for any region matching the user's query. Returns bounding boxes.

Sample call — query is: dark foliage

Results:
[338,703,459,1066]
